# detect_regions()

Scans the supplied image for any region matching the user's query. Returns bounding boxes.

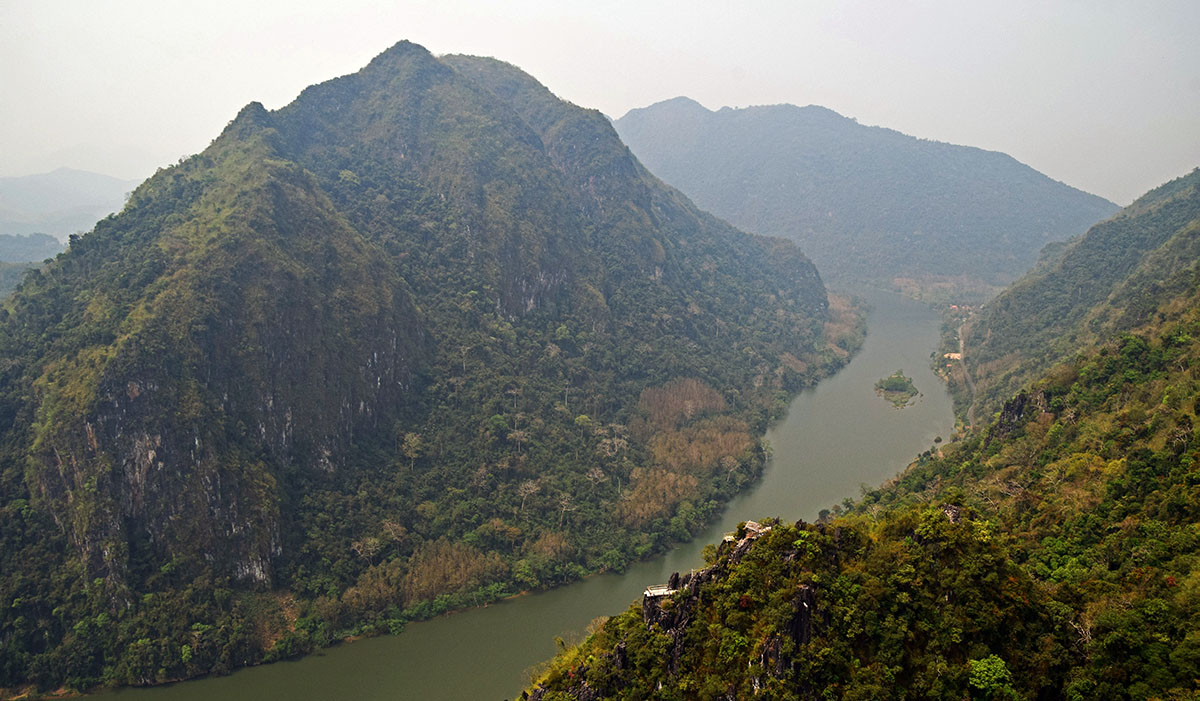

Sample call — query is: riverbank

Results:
[104,290,951,701]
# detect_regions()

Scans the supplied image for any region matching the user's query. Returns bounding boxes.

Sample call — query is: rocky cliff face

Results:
[0,40,837,691]
[527,510,1055,699]
[25,116,429,593]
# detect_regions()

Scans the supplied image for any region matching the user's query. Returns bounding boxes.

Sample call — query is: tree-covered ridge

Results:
[962,167,1200,423]
[0,41,848,694]
[528,169,1200,699]
[614,97,1118,302]
[530,287,1200,700]
[528,510,1061,699]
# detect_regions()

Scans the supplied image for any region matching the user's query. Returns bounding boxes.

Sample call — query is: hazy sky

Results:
[2,1,1197,204]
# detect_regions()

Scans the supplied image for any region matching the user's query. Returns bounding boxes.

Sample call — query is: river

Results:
[109,289,953,700]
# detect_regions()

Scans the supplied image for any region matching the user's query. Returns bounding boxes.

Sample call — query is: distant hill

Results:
[963,167,1200,420]
[615,97,1119,301]
[0,42,848,692]
[0,167,139,239]
[0,233,63,262]
[0,233,64,298]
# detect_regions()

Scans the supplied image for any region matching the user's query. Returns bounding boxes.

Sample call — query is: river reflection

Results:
[108,289,953,700]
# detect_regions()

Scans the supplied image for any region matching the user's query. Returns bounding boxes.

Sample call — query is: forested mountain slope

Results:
[615,97,1118,301]
[0,42,849,694]
[964,167,1200,421]
[528,168,1200,699]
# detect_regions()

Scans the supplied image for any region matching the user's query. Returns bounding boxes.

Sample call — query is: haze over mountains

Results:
[1,24,1195,700]
[0,41,850,692]
[0,233,64,299]
[0,167,138,240]
[615,97,1119,300]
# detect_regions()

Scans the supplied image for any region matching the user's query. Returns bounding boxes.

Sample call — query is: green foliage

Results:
[530,511,1063,699]
[968,655,1017,700]
[0,42,853,692]
[530,169,1200,699]
[962,168,1200,422]
[875,370,918,407]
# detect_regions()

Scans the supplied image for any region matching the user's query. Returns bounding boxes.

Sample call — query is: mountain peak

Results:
[360,38,446,78]
[226,101,271,130]
[614,97,1119,293]
[619,96,710,122]
[0,41,838,691]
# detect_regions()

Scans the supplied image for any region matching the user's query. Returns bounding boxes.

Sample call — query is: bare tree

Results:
[517,480,540,515]
[557,493,577,528]
[508,429,529,454]
[351,536,382,562]
[585,466,608,494]
[506,387,523,412]
[402,432,423,470]
[381,519,408,545]
[720,455,740,480]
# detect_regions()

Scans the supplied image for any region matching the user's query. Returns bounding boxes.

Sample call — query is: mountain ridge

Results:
[615,97,1119,301]
[526,164,1200,701]
[0,167,140,240]
[0,41,848,693]
[962,167,1200,422]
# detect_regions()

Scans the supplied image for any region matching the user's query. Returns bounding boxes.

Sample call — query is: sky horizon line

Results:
[4,2,1197,205]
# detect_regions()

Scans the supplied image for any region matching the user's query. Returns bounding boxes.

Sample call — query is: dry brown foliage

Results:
[342,559,406,613]
[530,531,573,561]
[823,293,862,359]
[615,467,700,527]
[402,538,508,604]
[648,415,752,474]
[637,378,727,432]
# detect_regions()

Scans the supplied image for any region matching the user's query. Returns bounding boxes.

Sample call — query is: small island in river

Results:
[875,369,919,408]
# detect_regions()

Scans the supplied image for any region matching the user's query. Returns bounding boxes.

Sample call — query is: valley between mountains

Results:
[3,34,1197,701]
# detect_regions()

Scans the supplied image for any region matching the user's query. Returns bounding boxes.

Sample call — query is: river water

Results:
[110,289,953,700]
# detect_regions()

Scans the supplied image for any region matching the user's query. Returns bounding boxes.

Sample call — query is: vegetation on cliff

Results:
[960,168,1200,423]
[528,168,1200,699]
[0,42,851,694]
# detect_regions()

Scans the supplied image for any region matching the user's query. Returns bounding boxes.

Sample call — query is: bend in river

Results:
[108,289,954,700]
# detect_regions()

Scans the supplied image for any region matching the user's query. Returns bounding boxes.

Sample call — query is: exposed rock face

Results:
[24,120,430,592]
[984,390,1048,448]
[0,40,837,690]
[639,522,797,675]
